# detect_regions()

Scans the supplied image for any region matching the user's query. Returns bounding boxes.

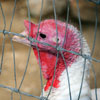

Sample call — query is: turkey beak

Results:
[12,31,31,46]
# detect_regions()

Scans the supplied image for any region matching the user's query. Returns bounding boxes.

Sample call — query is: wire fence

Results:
[0,0,100,100]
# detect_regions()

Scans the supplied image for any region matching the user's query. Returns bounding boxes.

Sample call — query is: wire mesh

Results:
[0,0,100,100]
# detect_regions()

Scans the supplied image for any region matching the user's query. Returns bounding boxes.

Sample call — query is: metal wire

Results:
[91,5,98,56]
[0,0,100,100]
[52,0,59,46]
[88,0,100,4]
[76,0,83,55]
[18,47,31,90]
[62,0,70,47]
[90,62,98,100]
[0,2,6,73]
[47,52,59,99]
[60,51,72,100]
[36,0,44,96]
[77,58,86,100]
[11,92,13,100]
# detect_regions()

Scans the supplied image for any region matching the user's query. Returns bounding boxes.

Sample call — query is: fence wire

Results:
[0,0,100,100]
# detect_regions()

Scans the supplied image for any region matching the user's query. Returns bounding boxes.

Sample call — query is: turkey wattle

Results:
[12,19,99,100]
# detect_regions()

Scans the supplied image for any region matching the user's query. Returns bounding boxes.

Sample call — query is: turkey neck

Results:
[43,55,92,100]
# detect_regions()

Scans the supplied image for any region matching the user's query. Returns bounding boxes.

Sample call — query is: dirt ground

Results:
[0,1,100,100]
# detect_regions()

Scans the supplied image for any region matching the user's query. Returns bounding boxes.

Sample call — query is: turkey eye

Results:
[40,33,46,39]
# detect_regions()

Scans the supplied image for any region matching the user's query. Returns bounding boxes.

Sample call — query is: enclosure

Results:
[0,0,100,100]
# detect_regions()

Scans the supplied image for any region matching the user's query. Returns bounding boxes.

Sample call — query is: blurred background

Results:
[0,0,100,100]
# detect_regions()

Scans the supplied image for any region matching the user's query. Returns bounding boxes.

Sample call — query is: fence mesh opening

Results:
[0,0,100,100]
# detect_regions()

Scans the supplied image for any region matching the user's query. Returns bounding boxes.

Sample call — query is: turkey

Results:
[12,19,100,100]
